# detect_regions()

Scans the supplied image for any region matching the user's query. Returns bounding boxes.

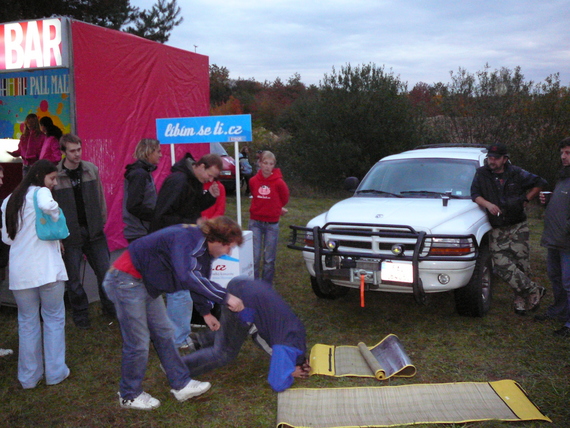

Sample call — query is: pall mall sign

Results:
[0,18,69,72]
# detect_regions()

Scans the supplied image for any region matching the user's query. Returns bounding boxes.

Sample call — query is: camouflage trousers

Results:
[489,221,537,294]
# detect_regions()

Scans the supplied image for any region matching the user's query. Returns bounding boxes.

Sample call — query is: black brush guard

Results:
[288,222,480,305]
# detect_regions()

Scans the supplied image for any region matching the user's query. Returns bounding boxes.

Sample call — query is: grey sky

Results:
[135,0,570,88]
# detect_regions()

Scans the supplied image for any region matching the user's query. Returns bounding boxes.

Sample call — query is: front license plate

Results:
[381,261,413,283]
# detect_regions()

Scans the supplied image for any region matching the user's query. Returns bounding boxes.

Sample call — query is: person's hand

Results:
[226,294,244,312]
[209,181,220,198]
[281,207,288,216]
[292,359,311,378]
[486,202,502,216]
[6,150,16,157]
[203,313,220,331]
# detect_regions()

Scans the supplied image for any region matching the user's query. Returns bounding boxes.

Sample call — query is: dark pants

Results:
[182,305,250,377]
[63,226,114,324]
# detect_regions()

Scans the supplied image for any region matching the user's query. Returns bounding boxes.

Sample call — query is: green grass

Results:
[0,197,568,427]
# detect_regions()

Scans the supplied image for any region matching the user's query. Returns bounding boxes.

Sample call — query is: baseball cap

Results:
[487,143,508,158]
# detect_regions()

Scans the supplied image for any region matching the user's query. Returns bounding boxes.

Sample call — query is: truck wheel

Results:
[454,245,492,317]
[310,276,349,300]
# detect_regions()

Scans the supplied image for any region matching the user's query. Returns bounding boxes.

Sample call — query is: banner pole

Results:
[235,141,241,227]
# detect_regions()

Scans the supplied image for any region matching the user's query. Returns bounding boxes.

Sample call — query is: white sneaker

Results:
[118,391,160,410]
[171,379,211,402]
[0,348,13,357]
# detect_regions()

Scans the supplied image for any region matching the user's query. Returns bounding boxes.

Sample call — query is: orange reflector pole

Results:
[360,274,365,307]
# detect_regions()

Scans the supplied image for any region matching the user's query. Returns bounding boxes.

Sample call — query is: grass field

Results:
[0,195,568,427]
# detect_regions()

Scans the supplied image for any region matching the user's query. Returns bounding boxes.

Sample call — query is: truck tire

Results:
[454,245,492,317]
[310,276,349,300]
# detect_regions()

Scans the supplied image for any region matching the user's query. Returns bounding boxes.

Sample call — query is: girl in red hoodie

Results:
[248,151,289,285]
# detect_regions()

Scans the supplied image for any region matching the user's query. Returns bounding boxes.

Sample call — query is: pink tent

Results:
[70,20,210,251]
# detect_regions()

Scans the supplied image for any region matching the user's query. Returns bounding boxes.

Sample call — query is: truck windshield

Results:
[356,158,478,198]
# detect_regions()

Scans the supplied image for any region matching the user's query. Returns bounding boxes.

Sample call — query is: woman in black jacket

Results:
[123,139,163,242]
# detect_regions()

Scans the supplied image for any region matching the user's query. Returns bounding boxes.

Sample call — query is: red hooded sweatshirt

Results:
[249,168,289,223]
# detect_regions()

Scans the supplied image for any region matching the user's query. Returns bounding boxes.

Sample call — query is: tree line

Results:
[211,63,570,192]
[1,0,182,43]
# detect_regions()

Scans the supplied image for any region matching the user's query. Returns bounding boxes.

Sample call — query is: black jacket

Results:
[150,154,216,232]
[123,159,157,241]
[471,162,547,228]
[541,167,570,251]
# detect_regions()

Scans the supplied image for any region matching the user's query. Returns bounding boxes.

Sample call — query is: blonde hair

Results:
[260,151,276,163]
[134,138,160,161]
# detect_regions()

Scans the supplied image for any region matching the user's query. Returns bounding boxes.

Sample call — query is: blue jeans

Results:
[249,219,280,285]
[63,227,114,323]
[166,290,193,347]
[182,304,250,377]
[546,248,570,327]
[103,269,192,399]
[13,281,69,389]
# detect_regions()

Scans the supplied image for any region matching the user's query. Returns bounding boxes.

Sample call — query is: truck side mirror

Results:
[344,177,359,192]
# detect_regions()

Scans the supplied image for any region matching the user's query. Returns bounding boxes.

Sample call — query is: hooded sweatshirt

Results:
[123,159,157,241]
[150,153,216,232]
[249,168,289,223]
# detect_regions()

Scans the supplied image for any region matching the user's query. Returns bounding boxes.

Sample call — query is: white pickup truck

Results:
[288,145,494,317]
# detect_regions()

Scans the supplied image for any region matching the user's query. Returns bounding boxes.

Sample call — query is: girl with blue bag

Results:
[1,159,70,389]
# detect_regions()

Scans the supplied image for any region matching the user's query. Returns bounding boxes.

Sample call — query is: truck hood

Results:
[310,196,485,234]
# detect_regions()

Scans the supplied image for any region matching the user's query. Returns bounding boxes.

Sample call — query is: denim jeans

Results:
[63,226,114,323]
[182,304,250,377]
[166,290,193,347]
[249,219,280,285]
[13,281,69,389]
[103,269,192,399]
[546,248,570,327]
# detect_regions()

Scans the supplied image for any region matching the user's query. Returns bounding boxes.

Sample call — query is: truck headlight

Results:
[428,237,474,256]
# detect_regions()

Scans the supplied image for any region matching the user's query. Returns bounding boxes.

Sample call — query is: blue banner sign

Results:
[156,114,252,144]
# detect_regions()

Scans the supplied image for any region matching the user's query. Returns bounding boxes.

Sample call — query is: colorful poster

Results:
[0,68,71,139]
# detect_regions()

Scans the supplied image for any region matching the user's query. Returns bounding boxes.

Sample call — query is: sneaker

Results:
[171,379,211,402]
[526,286,546,312]
[0,348,13,357]
[119,391,160,410]
[47,367,70,386]
[513,295,526,316]
[553,326,570,338]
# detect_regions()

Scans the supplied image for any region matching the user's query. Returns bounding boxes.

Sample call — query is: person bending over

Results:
[103,216,245,410]
[182,277,310,392]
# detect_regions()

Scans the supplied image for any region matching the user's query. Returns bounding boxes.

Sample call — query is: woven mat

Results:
[310,334,416,380]
[277,380,551,427]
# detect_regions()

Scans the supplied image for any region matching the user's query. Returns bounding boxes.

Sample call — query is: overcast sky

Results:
[135,0,570,88]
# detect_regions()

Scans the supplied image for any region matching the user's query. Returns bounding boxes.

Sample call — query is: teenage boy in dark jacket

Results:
[149,152,224,348]
[53,133,115,328]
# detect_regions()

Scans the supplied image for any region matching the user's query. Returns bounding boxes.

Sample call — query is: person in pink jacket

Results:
[248,151,289,285]
[8,114,45,175]
[39,117,63,165]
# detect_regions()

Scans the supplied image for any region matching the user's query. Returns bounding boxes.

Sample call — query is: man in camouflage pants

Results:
[471,143,547,315]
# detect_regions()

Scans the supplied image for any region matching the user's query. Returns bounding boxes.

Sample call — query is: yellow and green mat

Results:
[309,334,416,380]
[277,380,551,427]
